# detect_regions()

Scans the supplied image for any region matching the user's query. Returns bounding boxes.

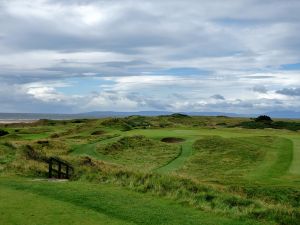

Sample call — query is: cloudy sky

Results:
[1,0,300,114]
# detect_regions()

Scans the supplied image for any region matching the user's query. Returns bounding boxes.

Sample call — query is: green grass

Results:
[178,136,294,183]
[0,185,133,225]
[288,137,300,175]
[0,177,264,225]
[156,139,194,173]
[1,116,300,224]
[0,142,16,166]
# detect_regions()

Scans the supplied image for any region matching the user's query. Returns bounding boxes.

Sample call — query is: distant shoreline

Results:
[0,119,38,124]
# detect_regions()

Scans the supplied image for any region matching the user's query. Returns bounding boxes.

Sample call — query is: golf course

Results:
[0,115,299,225]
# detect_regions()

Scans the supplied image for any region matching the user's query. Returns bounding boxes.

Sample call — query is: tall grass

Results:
[75,159,300,225]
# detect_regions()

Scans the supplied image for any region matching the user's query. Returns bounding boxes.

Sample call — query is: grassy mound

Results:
[102,135,154,153]
[101,116,153,130]
[101,118,133,131]
[96,135,180,170]
[179,136,292,182]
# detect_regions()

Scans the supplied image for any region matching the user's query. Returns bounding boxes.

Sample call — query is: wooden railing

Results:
[48,157,73,179]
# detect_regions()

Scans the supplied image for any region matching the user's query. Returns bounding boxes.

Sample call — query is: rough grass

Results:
[237,120,300,131]
[95,135,180,170]
[0,142,16,168]
[179,136,293,182]
[74,161,299,225]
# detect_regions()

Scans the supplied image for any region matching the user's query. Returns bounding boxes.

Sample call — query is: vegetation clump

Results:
[237,116,300,131]
[255,115,273,123]
[103,135,155,154]
[101,118,132,131]
[170,113,191,118]
[21,145,47,162]
[0,129,9,137]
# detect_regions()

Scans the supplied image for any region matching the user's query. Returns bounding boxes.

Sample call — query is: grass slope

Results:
[0,178,263,225]
[178,136,293,183]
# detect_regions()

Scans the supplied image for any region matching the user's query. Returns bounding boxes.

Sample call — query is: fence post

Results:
[48,158,52,178]
[58,162,62,179]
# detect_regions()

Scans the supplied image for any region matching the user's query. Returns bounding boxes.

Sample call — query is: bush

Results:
[170,113,191,118]
[255,115,273,123]
[0,129,9,137]
[237,120,300,131]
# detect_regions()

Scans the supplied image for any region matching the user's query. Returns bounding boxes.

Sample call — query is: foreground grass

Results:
[0,177,263,225]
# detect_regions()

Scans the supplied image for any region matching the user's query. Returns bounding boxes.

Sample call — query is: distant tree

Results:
[255,115,273,123]
[170,113,190,118]
[0,129,9,137]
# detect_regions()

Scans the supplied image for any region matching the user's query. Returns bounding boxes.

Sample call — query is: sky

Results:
[0,0,300,114]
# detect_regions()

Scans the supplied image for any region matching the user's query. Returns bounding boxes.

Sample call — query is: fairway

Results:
[288,137,300,175]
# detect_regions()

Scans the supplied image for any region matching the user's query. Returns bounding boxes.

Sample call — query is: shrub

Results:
[0,129,9,137]
[170,113,191,118]
[255,115,273,123]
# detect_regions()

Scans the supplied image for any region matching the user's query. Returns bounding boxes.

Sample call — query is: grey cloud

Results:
[252,85,268,93]
[211,94,225,100]
[276,88,300,96]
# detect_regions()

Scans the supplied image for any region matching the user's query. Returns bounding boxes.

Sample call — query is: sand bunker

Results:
[161,137,185,143]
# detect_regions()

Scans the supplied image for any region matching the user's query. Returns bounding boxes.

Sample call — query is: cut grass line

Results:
[154,145,183,172]
[157,139,195,173]
[248,137,293,180]
[288,137,300,175]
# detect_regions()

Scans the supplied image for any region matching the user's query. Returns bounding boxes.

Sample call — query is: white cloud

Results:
[0,0,300,113]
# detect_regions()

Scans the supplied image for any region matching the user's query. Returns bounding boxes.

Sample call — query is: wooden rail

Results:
[48,157,73,179]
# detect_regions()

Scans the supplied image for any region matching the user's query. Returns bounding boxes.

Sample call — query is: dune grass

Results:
[178,136,294,183]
